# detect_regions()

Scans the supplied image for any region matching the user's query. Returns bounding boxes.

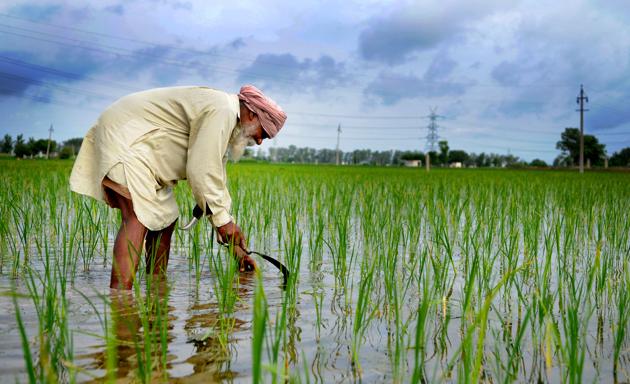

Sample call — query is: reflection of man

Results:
[104,288,170,379]
[70,85,286,289]
[108,291,141,378]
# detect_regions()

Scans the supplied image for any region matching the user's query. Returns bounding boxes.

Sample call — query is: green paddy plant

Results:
[351,250,378,376]
[209,244,241,362]
[325,194,353,290]
[3,161,630,383]
[266,289,289,383]
[252,270,268,384]
[282,201,303,304]
[131,273,155,382]
[211,246,240,315]
[188,219,203,285]
[10,199,33,275]
[613,266,630,379]
[13,289,37,384]
[21,245,74,383]
[411,265,435,384]
[307,200,325,269]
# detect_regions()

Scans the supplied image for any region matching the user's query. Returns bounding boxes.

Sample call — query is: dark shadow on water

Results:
[77,273,255,383]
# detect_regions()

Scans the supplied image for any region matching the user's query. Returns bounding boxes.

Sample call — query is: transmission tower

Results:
[425,107,444,152]
[271,137,278,162]
[335,124,341,165]
[422,108,445,171]
[46,124,54,159]
[576,84,589,174]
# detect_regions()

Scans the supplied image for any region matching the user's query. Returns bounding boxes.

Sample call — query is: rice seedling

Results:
[1,161,629,382]
[251,269,268,384]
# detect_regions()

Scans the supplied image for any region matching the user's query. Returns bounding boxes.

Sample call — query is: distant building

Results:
[403,159,421,167]
[449,162,462,168]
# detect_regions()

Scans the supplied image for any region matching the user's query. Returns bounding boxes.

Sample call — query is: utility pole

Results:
[271,137,278,162]
[424,108,444,171]
[576,84,589,174]
[335,123,341,165]
[46,124,54,159]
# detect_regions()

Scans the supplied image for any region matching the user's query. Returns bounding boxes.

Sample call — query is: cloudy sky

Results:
[1,0,629,162]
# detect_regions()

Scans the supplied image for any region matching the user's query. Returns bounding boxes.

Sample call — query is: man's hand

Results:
[234,245,257,272]
[216,221,247,249]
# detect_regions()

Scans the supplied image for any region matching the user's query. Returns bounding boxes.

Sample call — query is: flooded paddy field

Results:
[1,160,629,383]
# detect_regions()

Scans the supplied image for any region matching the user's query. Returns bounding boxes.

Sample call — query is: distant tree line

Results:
[0,134,83,159]
[2,128,629,167]
[247,143,528,167]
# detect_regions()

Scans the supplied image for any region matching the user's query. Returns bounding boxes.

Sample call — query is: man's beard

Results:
[228,121,257,162]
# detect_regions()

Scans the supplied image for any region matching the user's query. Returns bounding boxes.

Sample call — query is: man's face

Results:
[241,109,269,145]
[228,111,269,162]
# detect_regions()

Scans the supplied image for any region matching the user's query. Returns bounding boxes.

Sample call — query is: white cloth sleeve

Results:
[186,107,235,227]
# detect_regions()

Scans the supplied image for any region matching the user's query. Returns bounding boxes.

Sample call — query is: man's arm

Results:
[186,107,234,227]
[186,106,250,256]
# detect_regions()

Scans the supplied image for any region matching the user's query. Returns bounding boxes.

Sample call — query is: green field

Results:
[1,160,629,383]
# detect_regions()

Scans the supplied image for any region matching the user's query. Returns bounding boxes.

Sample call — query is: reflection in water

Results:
[78,274,255,382]
[80,281,175,382]
[180,272,255,382]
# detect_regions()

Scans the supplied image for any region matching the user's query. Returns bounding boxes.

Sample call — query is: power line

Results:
[0,12,583,90]
[0,12,333,73]
[279,121,421,130]
[0,86,102,112]
[0,55,140,92]
[462,141,558,153]
[1,75,626,148]
[281,134,421,141]
[0,22,589,102]
[0,26,304,86]
[0,71,118,100]
[1,49,616,124]
[289,111,420,119]
[1,70,628,141]
[0,88,611,155]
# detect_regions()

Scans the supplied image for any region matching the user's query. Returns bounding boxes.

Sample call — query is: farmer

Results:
[69,85,286,290]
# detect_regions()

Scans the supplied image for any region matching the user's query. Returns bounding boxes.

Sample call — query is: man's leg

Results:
[145,219,177,276]
[106,187,147,290]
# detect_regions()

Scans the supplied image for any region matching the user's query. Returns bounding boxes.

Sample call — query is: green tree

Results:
[530,158,548,167]
[59,146,74,159]
[14,134,29,158]
[400,151,424,161]
[428,151,439,166]
[448,149,468,163]
[30,138,54,156]
[475,152,488,167]
[62,138,84,156]
[556,127,606,166]
[1,134,12,153]
[609,147,630,167]
[438,140,449,166]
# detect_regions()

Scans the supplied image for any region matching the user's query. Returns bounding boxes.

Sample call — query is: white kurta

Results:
[69,86,240,231]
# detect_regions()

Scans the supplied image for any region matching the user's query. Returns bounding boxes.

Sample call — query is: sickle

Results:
[180,205,204,230]
[246,249,289,287]
[182,205,289,286]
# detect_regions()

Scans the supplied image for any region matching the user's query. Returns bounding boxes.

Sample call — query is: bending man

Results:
[69,85,286,289]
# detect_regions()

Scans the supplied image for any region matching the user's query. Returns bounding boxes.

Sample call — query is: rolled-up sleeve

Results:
[186,107,236,227]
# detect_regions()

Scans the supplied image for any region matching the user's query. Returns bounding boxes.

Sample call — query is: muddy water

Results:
[2,165,630,383]
[2,244,626,383]
[0,246,392,383]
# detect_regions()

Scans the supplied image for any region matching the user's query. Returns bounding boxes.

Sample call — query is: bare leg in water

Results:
[145,219,177,277]
[105,186,147,290]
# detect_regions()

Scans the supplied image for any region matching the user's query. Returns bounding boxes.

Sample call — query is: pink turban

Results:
[238,85,287,138]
